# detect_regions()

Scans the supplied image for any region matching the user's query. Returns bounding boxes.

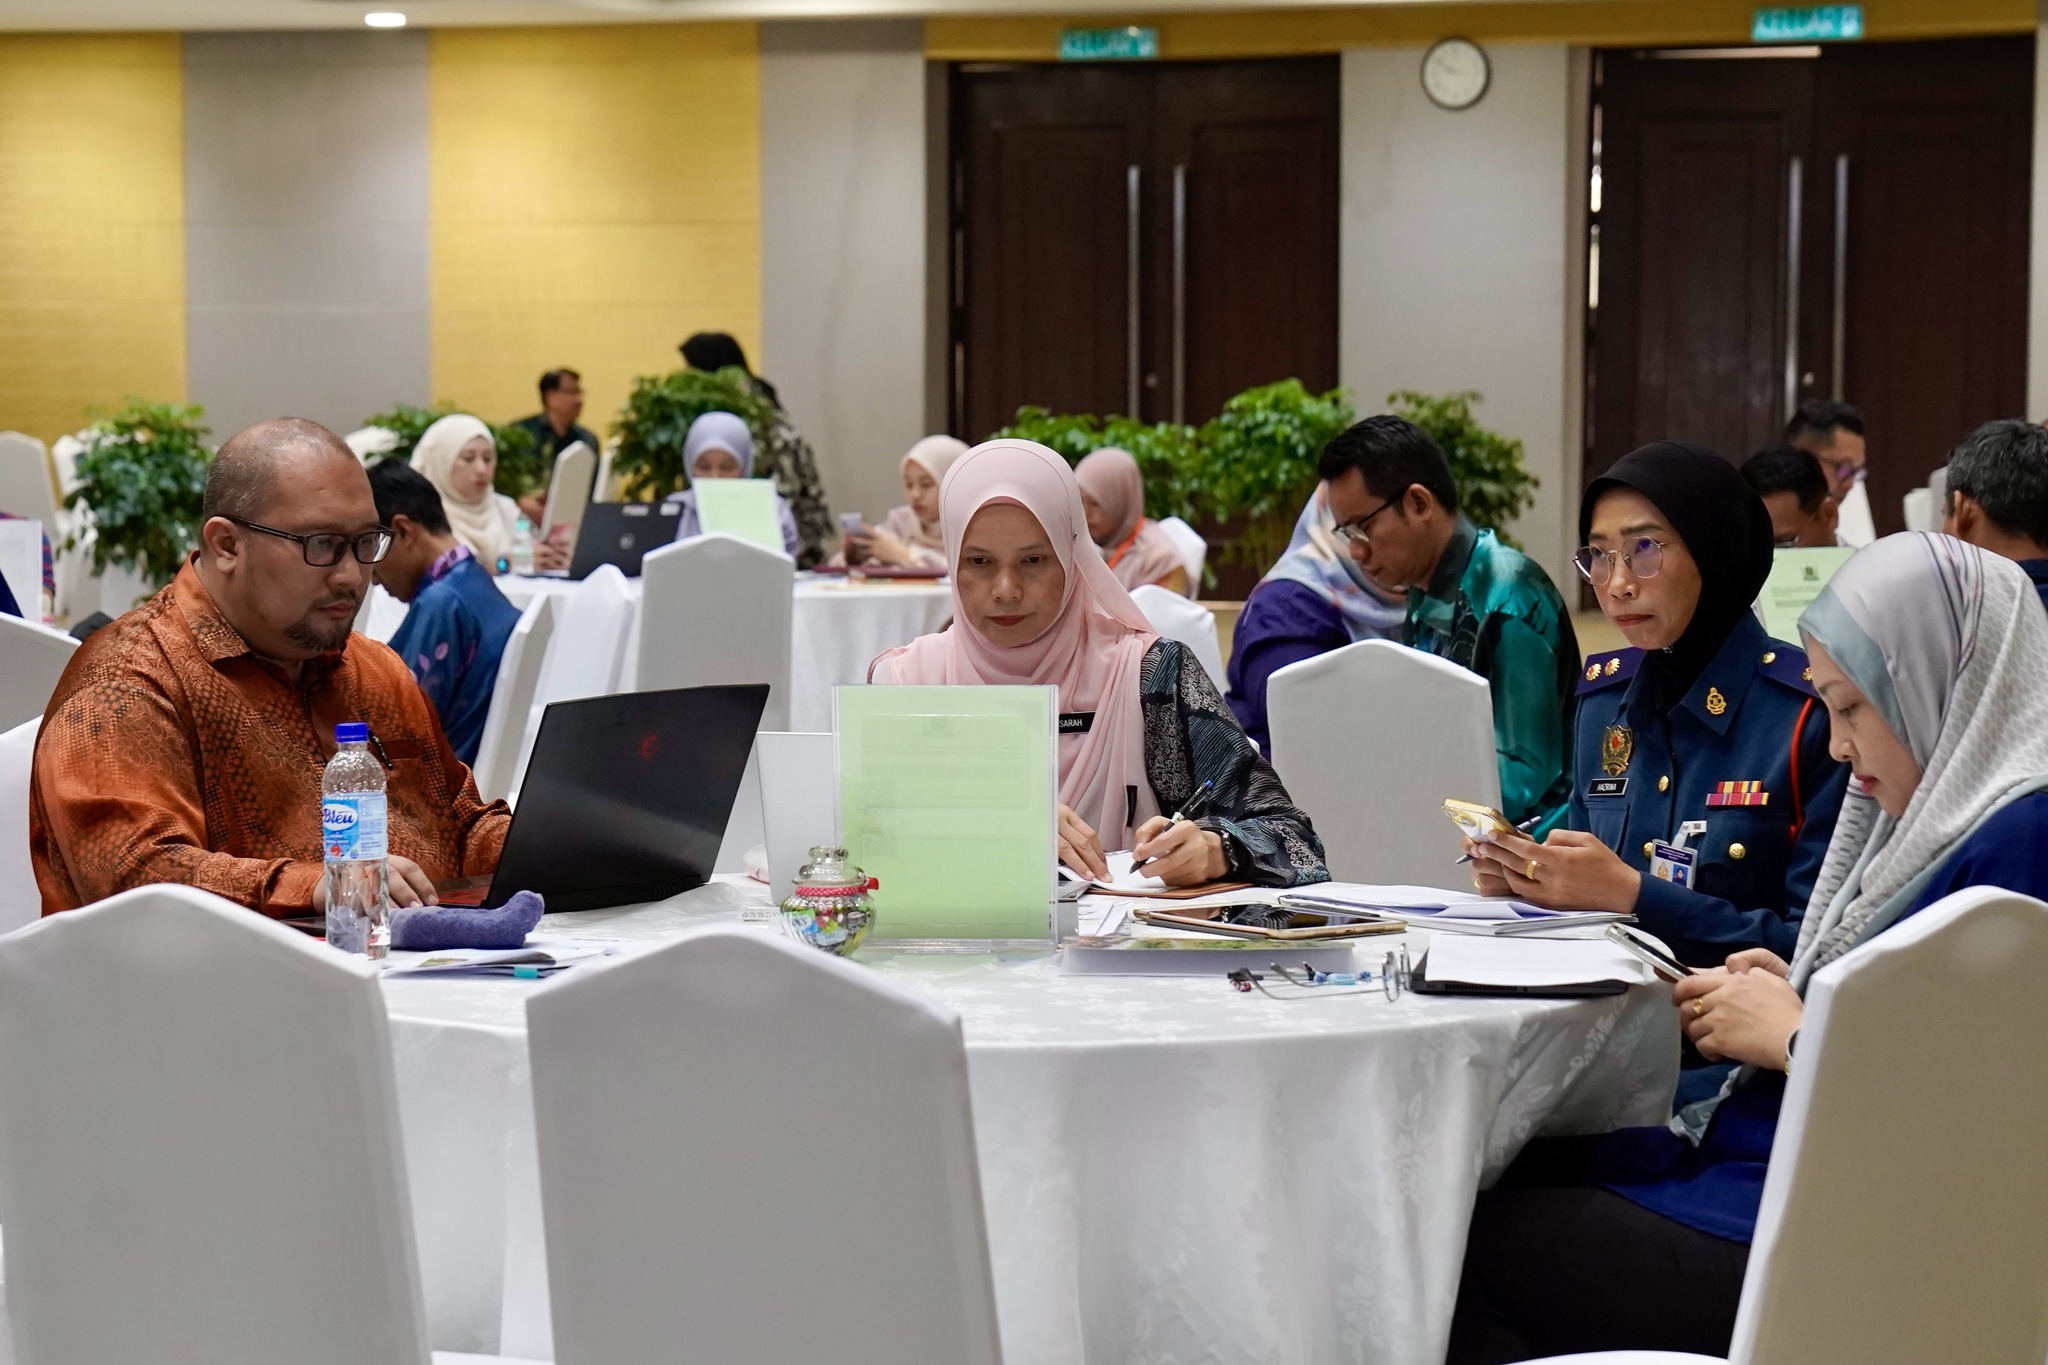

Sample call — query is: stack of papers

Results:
[383,936,622,978]
[1421,935,1656,989]
[1278,883,1631,936]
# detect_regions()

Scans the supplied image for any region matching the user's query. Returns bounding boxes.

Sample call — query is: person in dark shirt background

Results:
[510,367,600,524]
[1941,417,2048,612]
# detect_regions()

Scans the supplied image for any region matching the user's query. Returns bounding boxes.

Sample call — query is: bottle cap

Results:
[336,722,370,743]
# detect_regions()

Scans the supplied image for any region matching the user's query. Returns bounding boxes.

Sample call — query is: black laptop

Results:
[447,684,769,912]
[566,500,683,580]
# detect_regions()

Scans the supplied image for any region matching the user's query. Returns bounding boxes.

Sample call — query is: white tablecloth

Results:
[493,573,952,732]
[381,883,1679,1363]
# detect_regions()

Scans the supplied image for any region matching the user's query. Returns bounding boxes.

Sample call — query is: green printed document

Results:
[1759,546,1855,641]
[693,478,785,554]
[837,684,1056,941]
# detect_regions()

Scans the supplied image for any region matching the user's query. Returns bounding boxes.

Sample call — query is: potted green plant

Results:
[608,366,778,501]
[359,402,542,500]
[64,399,213,590]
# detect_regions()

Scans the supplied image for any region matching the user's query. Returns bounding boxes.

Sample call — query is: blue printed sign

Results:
[1059,26,1158,61]
[1752,5,1864,43]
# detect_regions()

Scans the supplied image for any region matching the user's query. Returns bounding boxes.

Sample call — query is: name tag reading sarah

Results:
[1059,712,1095,735]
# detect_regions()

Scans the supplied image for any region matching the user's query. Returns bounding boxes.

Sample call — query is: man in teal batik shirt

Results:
[1320,416,1580,833]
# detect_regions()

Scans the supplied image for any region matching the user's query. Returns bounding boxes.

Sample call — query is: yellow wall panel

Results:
[430,24,761,433]
[0,34,185,444]
[927,0,2034,60]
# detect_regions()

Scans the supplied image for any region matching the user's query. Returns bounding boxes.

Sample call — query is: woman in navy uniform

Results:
[1471,442,1848,967]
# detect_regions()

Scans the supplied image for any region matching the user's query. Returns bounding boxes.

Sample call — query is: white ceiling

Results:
[0,0,1513,32]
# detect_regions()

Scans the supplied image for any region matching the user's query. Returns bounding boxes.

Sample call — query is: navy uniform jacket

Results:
[1570,613,1848,964]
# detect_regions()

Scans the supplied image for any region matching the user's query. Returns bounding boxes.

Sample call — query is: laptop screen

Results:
[486,684,769,912]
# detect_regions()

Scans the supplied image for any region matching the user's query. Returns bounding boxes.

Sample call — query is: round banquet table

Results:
[380,881,1680,1364]
[492,572,952,732]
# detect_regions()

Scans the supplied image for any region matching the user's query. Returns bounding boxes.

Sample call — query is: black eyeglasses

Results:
[1332,497,1401,548]
[227,517,391,567]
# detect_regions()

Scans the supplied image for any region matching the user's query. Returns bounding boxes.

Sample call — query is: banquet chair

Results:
[1516,885,2048,1365]
[345,425,400,462]
[0,884,535,1365]
[637,533,793,730]
[1267,639,1496,887]
[1155,515,1207,595]
[538,442,595,546]
[473,592,556,805]
[0,518,43,620]
[0,718,40,936]
[0,432,60,537]
[357,581,413,643]
[1900,488,1936,534]
[1130,583,1228,691]
[526,927,1003,1365]
[0,615,77,733]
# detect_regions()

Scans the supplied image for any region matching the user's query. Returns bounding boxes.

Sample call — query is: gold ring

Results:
[1692,999,1706,1018]
[1523,858,1540,881]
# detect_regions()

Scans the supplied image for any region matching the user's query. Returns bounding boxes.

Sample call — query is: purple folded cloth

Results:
[390,890,546,952]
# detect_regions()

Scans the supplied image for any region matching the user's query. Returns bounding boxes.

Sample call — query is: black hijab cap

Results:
[679,331,753,376]
[1580,440,1776,705]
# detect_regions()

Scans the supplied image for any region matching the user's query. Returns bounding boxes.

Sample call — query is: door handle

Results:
[1126,164,1142,418]
[1784,154,1803,424]
[1831,153,1849,401]
[1172,163,1188,425]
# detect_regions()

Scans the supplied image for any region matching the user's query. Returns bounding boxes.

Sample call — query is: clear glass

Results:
[323,738,390,958]
[780,845,875,956]
[509,517,535,576]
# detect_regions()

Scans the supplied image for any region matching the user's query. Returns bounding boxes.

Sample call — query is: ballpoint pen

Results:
[1453,814,1541,865]
[1131,779,1216,873]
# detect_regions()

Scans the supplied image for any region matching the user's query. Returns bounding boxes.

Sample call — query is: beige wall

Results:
[759,20,930,527]
[1338,43,1582,591]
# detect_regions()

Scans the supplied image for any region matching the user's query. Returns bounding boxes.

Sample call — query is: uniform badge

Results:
[1585,663,1600,682]
[1604,657,1621,676]
[1705,686,1728,716]
[1601,723,1633,776]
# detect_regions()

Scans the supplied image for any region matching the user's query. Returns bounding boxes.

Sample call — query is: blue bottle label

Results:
[323,793,389,861]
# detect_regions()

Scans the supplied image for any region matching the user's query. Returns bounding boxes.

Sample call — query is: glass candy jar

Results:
[780,846,877,956]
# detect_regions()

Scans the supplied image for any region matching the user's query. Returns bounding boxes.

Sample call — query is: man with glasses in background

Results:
[1740,445,1841,549]
[1785,400,1873,546]
[1319,415,1579,833]
[29,418,510,917]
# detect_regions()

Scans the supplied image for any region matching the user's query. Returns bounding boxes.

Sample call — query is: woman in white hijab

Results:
[841,434,967,570]
[1446,532,2048,1364]
[410,414,522,572]
[667,411,800,558]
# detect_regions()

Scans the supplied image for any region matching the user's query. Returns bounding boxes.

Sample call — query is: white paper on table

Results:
[1422,935,1656,988]
[1076,897,1134,938]
[382,936,623,977]
[1062,850,1167,893]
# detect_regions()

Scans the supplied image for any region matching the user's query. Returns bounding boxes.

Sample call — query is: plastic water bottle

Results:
[509,516,535,576]
[323,722,390,958]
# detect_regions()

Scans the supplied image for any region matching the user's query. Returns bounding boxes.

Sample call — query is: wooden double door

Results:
[1591,37,2034,533]
[951,57,1339,438]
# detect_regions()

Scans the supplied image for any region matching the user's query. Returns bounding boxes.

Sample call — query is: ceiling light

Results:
[364,11,407,27]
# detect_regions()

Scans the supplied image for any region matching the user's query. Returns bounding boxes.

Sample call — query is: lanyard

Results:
[1105,523,1143,569]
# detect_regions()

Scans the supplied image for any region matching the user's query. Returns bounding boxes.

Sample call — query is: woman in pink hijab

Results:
[1076,446,1191,595]
[872,439,1326,889]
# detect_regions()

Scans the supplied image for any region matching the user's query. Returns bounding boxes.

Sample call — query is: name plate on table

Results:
[693,478,786,555]
[835,684,1057,943]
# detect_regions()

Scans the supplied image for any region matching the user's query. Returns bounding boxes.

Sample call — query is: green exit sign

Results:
[1059,26,1158,61]
[1752,5,1864,42]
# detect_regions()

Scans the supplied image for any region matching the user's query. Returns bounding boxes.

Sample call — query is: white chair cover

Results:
[0,518,43,619]
[755,730,838,904]
[593,438,619,503]
[356,582,412,644]
[0,615,78,733]
[473,593,556,805]
[0,432,59,533]
[637,534,793,731]
[1900,488,1936,534]
[1267,639,1497,887]
[1130,583,1227,691]
[526,927,1003,1365]
[535,566,633,706]
[538,442,595,544]
[0,886,456,1365]
[0,717,39,934]
[1728,886,2048,1364]
[1154,514,1208,595]
[1522,888,2048,1365]
[344,426,400,462]
[1515,1355,1718,1364]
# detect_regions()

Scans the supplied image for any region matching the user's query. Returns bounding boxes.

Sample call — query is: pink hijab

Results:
[872,440,1162,844]
[1076,446,1186,591]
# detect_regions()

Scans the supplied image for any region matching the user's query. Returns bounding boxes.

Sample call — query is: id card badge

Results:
[1649,841,1697,888]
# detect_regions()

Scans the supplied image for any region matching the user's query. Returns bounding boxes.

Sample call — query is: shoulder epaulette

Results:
[1577,648,1643,695]
[1757,642,1818,698]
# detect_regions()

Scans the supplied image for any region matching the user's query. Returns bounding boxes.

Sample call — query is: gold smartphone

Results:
[1442,798,1515,844]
